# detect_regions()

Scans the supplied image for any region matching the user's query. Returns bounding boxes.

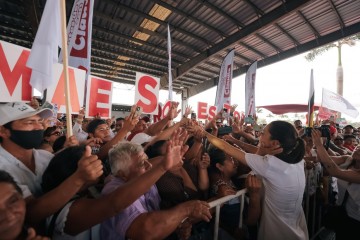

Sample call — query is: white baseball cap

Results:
[130,132,154,145]
[0,102,53,126]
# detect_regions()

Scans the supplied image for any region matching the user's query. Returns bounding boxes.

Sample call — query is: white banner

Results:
[322,88,359,118]
[46,65,86,114]
[245,61,257,117]
[215,49,234,111]
[85,75,113,118]
[60,0,94,77]
[0,40,86,111]
[26,0,62,92]
[135,72,160,115]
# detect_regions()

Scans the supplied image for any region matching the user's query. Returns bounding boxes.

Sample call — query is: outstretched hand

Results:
[162,128,189,171]
[311,128,323,147]
[255,142,283,156]
[122,105,140,132]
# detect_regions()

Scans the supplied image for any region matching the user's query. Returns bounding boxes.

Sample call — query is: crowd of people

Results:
[0,99,359,240]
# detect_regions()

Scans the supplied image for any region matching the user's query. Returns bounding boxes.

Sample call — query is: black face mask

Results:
[9,129,44,149]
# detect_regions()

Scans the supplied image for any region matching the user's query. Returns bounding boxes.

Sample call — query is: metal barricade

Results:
[208,188,248,240]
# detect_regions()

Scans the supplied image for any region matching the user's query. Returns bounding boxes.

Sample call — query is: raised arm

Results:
[145,102,181,136]
[222,134,258,154]
[199,127,248,166]
[312,129,360,183]
[126,200,211,240]
[97,106,138,160]
[26,146,103,225]
[64,129,190,235]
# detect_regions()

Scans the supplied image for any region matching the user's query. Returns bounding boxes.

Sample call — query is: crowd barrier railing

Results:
[208,188,248,240]
[207,169,329,240]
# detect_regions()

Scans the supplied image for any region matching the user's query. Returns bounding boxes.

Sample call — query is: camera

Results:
[218,126,232,136]
[191,112,197,120]
[136,106,143,115]
[245,115,254,124]
[305,125,331,138]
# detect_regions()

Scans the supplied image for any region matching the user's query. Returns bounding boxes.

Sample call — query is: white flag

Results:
[215,49,235,111]
[60,0,94,78]
[26,0,62,92]
[167,24,173,100]
[322,88,359,118]
[245,61,257,116]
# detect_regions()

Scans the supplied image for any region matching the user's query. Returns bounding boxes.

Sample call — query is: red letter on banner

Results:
[136,76,158,113]
[153,104,162,123]
[233,111,241,119]
[88,77,112,117]
[51,69,80,111]
[197,102,208,119]
[208,105,217,120]
[0,44,32,101]
[162,101,172,119]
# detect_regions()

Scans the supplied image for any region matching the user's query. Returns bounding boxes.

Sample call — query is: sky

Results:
[113,42,360,123]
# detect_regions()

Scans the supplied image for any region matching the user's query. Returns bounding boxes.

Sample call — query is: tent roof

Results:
[257,104,320,115]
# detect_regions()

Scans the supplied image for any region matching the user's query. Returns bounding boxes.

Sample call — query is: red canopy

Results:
[257,104,320,115]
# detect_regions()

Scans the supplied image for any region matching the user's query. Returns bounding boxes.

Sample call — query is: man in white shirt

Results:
[0,102,103,227]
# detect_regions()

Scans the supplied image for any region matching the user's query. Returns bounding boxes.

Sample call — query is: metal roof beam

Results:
[102,0,213,46]
[92,69,136,82]
[239,42,267,59]
[0,35,31,47]
[160,0,311,88]
[92,56,164,76]
[94,10,201,54]
[93,74,135,85]
[92,67,135,79]
[186,21,360,98]
[274,23,300,46]
[151,0,227,38]
[92,47,168,70]
[93,26,189,61]
[196,66,219,76]
[188,70,213,80]
[255,33,282,53]
[234,52,253,63]
[194,0,245,28]
[297,10,321,38]
[92,69,135,80]
[92,38,181,65]
[181,75,206,83]
[327,0,345,29]
[243,0,265,16]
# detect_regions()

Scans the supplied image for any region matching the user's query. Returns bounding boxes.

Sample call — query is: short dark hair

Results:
[343,134,356,140]
[52,135,67,153]
[145,140,167,158]
[43,126,57,137]
[42,145,86,193]
[116,117,125,122]
[0,170,22,195]
[87,119,106,134]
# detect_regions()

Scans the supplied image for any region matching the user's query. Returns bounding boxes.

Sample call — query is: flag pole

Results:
[60,0,73,136]
[307,69,315,128]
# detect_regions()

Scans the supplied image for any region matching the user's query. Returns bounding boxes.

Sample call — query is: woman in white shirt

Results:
[194,120,309,240]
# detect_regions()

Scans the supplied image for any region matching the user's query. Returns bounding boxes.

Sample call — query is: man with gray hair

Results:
[101,129,212,240]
